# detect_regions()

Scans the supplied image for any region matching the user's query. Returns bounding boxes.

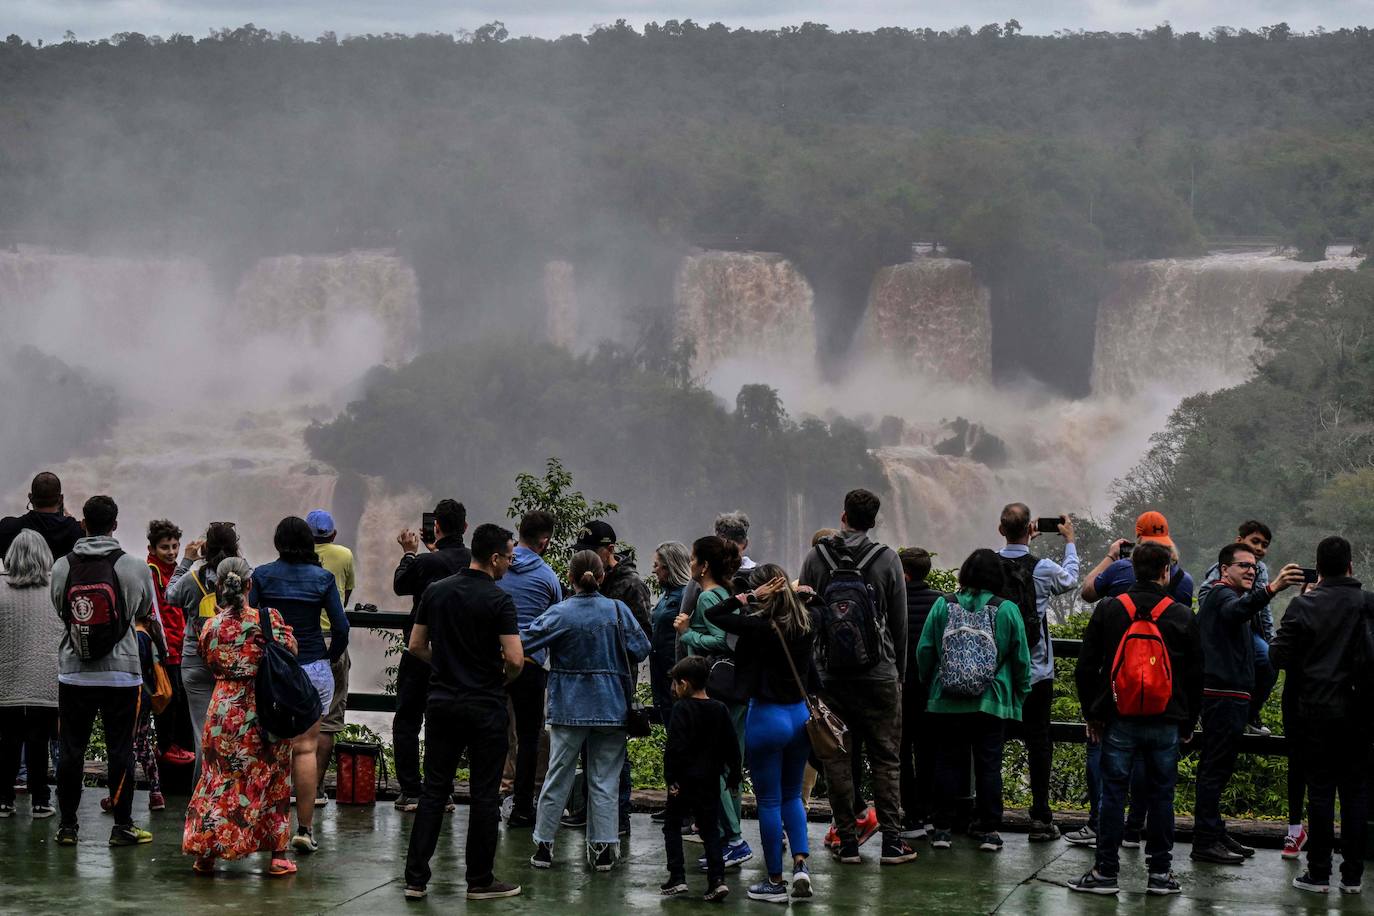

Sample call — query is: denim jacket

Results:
[523,592,651,727]
[249,559,348,665]
[650,585,685,671]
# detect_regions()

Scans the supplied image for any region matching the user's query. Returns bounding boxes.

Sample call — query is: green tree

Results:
[506,457,618,579]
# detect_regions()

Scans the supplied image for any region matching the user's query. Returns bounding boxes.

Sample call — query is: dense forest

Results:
[3,23,1374,392]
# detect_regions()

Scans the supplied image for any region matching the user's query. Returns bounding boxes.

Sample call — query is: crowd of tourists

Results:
[1,469,1370,903]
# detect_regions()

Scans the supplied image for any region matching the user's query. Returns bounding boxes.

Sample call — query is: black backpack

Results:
[999,553,1043,651]
[815,539,887,675]
[256,608,322,742]
[60,550,130,662]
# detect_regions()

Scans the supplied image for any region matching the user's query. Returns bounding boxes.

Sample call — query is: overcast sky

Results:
[4,0,1372,44]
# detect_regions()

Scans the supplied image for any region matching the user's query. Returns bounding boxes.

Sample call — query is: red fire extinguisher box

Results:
[335,742,383,804]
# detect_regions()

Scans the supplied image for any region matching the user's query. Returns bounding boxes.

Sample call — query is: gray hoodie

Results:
[50,535,155,688]
[798,529,907,683]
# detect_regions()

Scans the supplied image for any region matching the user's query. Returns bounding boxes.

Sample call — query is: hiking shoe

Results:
[855,807,880,847]
[823,823,840,849]
[791,860,812,898]
[1190,841,1243,865]
[1062,826,1097,847]
[1068,870,1120,895]
[1148,872,1182,895]
[109,824,153,846]
[880,834,918,865]
[1293,872,1330,894]
[660,876,689,896]
[0,804,13,818]
[1028,820,1060,842]
[832,839,861,864]
[703,884,730,902]
[31,803,55,819]
[56,824,78,845]
[560,809,587,828]
[930,829,953,849]
[403,885,427,900]
[1245,723,1272,736]
[747,879,790,903]
[899,822,928,841]
[1221,834,1255,858]
[978,833,1004,852]
[530,841,553,869]
[148,792,166,811]
[1121,828,1142,849]
[291,826,318,854]
[1340,880,1362,895]
[394,795,419,812]
[507,809,536,828]
[467,881,521,900]
[1282,826,1307,860]
[591,843,615,872]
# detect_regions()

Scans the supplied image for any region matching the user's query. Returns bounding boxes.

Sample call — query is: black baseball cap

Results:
[573,520,616,551]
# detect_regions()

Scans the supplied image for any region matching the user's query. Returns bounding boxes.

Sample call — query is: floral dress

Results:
[183,607,295,859]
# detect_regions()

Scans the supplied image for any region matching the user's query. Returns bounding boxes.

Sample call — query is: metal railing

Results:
[343,609,1291,752]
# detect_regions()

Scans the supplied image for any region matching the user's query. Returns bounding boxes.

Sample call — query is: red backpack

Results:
[1110,594,1174,717]
[60,550,130,662]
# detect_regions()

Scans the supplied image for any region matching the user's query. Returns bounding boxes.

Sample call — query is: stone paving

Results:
[0,790,1365,914]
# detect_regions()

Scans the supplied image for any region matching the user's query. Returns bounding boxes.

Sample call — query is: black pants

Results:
[153,664,193,754]
[933,712,1004,832]
[1299,717,1369,883]
[1193,696,1248,845]
[1007,679,1054,823]
[404,696,508,890]
[393,652,432,797]
[898,678,933,828]
[664,782,724,886]
[1283,695,1306,825]
[0,706,58,806]
[57,683,140,828]
[506,663,547,816]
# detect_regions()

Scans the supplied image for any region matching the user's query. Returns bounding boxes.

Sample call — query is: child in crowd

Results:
[661,656,741,903]
[146,520,195,766]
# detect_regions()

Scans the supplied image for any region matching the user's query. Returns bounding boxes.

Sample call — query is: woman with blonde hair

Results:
[182,557,297,876]
[704,563,823,903]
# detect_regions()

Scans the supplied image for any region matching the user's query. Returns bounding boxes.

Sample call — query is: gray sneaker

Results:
[1148,872,1182,895]
[1062,826,1097,847]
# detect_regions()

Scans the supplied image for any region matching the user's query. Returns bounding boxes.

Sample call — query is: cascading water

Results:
[863,258,993,385]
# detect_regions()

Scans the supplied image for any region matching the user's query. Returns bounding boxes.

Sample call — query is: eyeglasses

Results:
[1228,561,1258,571]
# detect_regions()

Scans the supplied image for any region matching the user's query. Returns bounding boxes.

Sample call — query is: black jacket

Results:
[664,696,742,792]
[393,535,471,642]
[602,554,652,639]
[904,584,947,687]
[1075,582,1204,732]
[1197,577,1276,696]
[705,593,822,704]
[0,509,83,560]
[1270,577,1371,720]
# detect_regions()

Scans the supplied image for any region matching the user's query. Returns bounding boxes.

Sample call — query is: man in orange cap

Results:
[1080,512,1193,606]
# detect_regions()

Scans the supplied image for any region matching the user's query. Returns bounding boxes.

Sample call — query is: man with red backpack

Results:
[1068,541,1203,897]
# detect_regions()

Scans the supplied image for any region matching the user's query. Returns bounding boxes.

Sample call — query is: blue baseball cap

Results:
[305,509,336,537]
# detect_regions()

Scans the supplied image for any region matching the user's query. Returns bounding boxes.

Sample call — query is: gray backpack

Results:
[939,596,1000,697]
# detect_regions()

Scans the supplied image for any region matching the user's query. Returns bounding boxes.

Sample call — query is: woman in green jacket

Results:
[916,548,1032,853]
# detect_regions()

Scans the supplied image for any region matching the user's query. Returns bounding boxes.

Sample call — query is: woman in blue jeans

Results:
[249,516,348,855]
[523,550,650,872]
[705,564,821,904]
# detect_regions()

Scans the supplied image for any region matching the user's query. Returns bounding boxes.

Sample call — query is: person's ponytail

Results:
[570,549,605,594]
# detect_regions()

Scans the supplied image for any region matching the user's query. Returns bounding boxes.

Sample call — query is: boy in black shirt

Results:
[661,656,741,902]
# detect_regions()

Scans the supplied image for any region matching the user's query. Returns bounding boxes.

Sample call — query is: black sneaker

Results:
[880,834,918,865]
[978,833,1004,852]
[747,879,789,903]
[1148,872,1182,895]
[1121,828,1142,849]
[507,809,536,828]
[109,824,153,846]
[591,843,615,872]
[56,824,78,846]
[1028,820,1061,842]
[1190,841,1244,865]
[1293,872,1330,894]
[467,881,521,900]
[832,839,861,864]
[560,810,587,829]
[791,860,812,899]
[1221,834,1256,858]
[930,829,953,849]
[530,841,553,869]
[703,884,730,903]
[660,876,689,896]
[394,794,419,812]
[1340,880,1362,895]
[1068,870,1120,895]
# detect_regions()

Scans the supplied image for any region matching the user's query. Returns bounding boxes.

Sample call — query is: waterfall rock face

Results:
[863,258,992,385]
[1091,249,1361,398]
[673,251,815,378]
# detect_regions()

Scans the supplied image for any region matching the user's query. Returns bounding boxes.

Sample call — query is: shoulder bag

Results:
[613,604,654,738]
[771,620,848,764]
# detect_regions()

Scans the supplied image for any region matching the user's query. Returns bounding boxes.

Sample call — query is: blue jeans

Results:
[1086,741,1147,832]
[536,724,626,846]
[746,700,812,877]
[1095,719,1180,877]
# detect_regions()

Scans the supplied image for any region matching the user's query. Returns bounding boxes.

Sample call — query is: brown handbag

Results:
[771,621,848,763]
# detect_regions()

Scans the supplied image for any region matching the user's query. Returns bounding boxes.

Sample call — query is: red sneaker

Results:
[823,824,840,849]
[1282,826,1308,860]
[161,746,195,766]
[856,808,880,847]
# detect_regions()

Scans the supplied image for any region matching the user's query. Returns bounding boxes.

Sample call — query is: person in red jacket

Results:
[147,520,195,766]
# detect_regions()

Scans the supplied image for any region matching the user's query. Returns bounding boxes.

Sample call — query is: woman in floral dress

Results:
[183,557,298,876]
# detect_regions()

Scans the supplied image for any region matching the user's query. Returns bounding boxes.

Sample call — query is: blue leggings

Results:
[746,699,811,877]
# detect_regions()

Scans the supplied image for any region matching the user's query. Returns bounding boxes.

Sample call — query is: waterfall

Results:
[863,258,993,385]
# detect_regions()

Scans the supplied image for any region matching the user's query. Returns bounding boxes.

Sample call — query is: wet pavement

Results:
[0,791,1366,914]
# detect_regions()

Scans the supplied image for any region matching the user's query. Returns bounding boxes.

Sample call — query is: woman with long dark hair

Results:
[915,548,1031,853]
[249,516,349,855]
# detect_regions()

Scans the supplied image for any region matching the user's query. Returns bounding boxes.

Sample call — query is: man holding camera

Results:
[1081,511,1194,606]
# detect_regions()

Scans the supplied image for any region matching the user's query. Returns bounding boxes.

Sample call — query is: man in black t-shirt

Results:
[402,523,524,903]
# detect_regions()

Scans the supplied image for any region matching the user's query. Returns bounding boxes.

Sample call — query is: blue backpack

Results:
[815,540,887,675]
[939,595,1001,697]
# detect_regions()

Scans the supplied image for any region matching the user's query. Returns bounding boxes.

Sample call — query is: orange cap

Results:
[1135,511,1174,549]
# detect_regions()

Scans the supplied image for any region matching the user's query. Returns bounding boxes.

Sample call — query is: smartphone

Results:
[1036,516,1064,534]
[1119,541,1134,559]
[1301,567,1319,584]
[421,512,436,545]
